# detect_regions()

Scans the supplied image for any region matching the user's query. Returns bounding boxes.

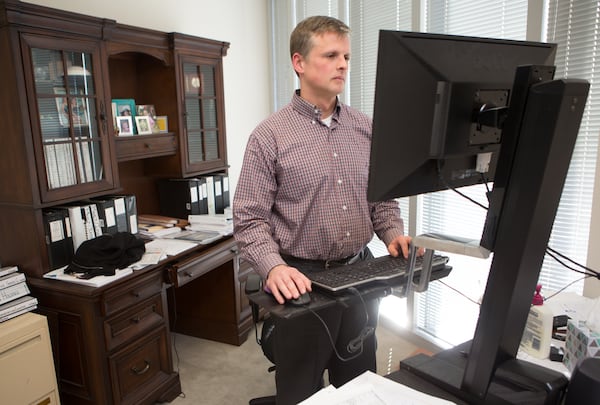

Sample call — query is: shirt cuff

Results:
[380,228,404,247]
[256,252,286,279]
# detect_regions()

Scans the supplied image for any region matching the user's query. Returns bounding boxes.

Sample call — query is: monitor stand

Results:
[399,70,589,405]
[400,341,568,405]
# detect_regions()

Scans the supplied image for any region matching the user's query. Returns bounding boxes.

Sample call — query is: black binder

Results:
[197,177,209,215]
[104,195,129,233]
[213,175,224,214]
[219,174,230,211]
[89,198,118,235]
[158,178,202,219]
[124,194,138,234]
[43,208,74,270]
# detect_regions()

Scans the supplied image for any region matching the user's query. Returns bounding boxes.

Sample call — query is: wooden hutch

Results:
[0,1,255,404]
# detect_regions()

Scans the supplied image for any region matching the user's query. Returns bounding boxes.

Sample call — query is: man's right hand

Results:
[265,264,312,304]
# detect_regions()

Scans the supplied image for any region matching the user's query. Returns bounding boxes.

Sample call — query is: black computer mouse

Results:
[288,292,311,306]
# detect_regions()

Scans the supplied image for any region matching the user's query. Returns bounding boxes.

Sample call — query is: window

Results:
[268,0,597,347]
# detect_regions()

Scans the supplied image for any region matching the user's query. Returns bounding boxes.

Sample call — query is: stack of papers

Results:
[43,266,134,287]
[186,213,233,235]
[299,371,456,405]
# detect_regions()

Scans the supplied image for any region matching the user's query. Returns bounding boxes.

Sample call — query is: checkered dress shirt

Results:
[233,91,404,278]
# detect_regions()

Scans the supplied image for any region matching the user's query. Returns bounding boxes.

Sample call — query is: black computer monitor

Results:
[368,31,589,404]
[367,31,556,202]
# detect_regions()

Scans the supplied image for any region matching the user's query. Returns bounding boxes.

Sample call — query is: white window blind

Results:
[415,0,597,346]
[269,0,340,112]
[413,0,530,346]
[543,0,599,293]
[427,0,527,39]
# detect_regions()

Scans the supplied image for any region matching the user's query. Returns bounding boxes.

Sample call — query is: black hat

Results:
[66,232,146,278]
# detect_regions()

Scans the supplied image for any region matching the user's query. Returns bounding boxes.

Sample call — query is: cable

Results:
[168,290,187,399]
[546,246,600,279]
[303,287,374,362]
[434,159,600,295]
[544,275,594,301]
[437,279,481,306]
[436,160,489,210]
[480,172,492,196]
[345,287,375,354]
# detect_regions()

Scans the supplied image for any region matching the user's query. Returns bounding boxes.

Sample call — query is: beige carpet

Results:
[163,321,422,404]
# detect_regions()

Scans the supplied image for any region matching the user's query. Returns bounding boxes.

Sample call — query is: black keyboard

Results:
[307,254,449,293]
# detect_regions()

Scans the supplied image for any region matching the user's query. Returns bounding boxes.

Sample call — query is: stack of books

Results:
[0,266,37,323]
[137,214,185,239]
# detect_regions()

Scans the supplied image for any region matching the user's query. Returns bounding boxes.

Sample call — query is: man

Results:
[233,15,412,404]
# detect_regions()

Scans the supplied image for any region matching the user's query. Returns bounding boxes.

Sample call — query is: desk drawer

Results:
[104,294,165,352]
[169,242,236,288]
[109,327,173,404]
[102,272,163,317]
[115,133,176,161]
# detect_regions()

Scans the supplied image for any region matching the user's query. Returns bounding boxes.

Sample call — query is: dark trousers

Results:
[272,250,379,405]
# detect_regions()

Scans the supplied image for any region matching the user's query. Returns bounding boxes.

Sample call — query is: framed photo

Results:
[136,104,160,133]
[135,116,153,135]
[156,116,169,133]
[135,104,156,118]
[113,98,135,117]
[55,87,89,127]
[112,98,136,133]
[116,116,134,136]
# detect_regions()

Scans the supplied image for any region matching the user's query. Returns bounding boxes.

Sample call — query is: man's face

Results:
[294,31,350,100]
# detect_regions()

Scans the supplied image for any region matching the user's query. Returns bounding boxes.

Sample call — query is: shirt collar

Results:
[292,90,341,123]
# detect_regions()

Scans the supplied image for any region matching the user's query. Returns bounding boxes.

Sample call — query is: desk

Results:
[386,368,468,404]
[28,236,252,405]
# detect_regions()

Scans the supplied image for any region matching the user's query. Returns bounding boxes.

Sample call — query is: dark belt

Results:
[281,246,370,270]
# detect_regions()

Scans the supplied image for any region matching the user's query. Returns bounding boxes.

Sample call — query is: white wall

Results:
[24,0,271,194]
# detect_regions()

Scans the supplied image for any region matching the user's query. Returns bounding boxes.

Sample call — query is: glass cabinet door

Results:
[181,58,227,174]
[23,35,115,203]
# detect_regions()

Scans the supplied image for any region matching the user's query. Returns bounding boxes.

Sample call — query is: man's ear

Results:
[291,52,304,75]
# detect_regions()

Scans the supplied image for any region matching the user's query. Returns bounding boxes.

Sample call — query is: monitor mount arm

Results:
[476,104,509,130]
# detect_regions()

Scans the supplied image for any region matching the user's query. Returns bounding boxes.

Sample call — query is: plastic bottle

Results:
[520,284,554,359]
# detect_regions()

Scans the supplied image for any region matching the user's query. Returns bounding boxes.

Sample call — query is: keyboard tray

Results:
[306,254,449,293]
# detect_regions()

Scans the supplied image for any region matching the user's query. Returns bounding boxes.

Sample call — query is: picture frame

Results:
[112,98,136,133]
[55,87,89,127]
[135,116,153,135]
[113,98,135,117]
[116,116,134,136]
[155,116,169,133]
[135,104,156,118]
[136,104,160,133]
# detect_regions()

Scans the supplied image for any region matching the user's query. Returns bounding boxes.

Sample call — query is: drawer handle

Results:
[131,360,151,375]
[131,291,141,298]
[184,271,193,278]
[145,143,152,149]
[130,305,156,324]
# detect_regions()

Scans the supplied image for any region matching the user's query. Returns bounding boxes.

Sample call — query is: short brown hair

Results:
[289,16,350,59]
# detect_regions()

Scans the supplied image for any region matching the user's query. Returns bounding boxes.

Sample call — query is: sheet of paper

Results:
[145,238,197,256]
[300,371,457,405]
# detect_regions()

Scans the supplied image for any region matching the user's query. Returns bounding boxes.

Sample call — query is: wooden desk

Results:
[29,236,253,405]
